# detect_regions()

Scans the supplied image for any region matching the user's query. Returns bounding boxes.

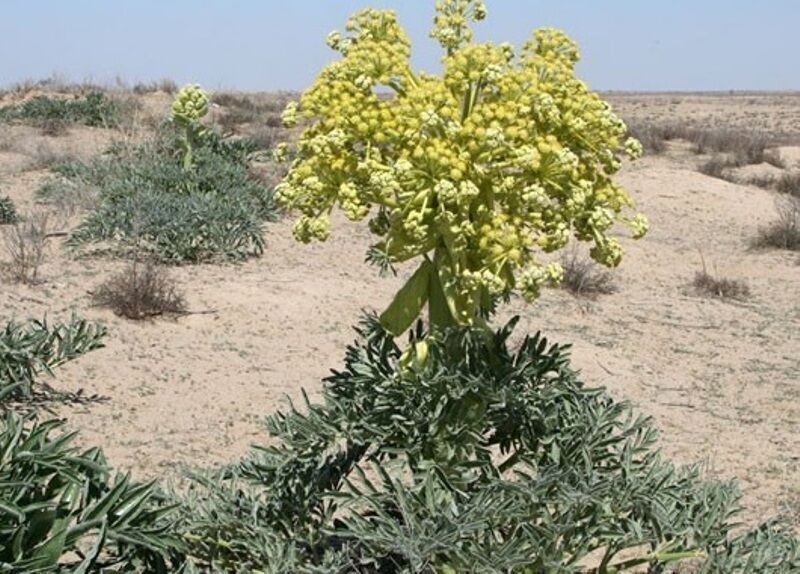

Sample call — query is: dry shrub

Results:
[691,257,750,300]
[247,125,280,151]
[38,118,69,137]
[692,129,778,166]
[2,211,51,284]
[745,174,776,190]
[776,172,800,198]
[698,156,732,179]
[560,247,616,298]
[625,121,667,154]
[754,196,800,251]
[92,260,187,320]
[625,120,783,171]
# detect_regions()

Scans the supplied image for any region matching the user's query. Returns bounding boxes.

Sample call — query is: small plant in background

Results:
[92,259,187,320]
[59,90,278,263]
[2,210,51,284]
[560,246,617,297]
[754,195,800,251]
[0,315,106,404]
[0,415,184,572]
[692,254,750,300]
[0,195,18,224]
[171,84,210,169]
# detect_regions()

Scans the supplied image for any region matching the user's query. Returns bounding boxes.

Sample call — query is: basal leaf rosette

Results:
[276,1,647,334]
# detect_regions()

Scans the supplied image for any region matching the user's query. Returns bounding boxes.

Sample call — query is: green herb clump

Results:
[0,316,106,404]
[58,125,278,263]
[0,415,184,572]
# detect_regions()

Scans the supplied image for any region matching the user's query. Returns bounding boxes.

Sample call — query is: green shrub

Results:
[0,91,119,128]
[0,195,17,224]
[0,316,106,403]
[181,317,799,572]
[60,127,278,262]
[0,415,184,572]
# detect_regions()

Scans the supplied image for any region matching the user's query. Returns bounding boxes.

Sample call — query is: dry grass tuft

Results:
[753,196,800,251]
[691,269,750,300]
[92,260,187,320]
[560,248,617,298]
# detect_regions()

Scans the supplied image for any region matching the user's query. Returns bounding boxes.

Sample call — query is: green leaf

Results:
[379,260,432,335]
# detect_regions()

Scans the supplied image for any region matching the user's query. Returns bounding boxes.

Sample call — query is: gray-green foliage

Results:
[0,316,106,403]
[180,317,799,573]
[50,128,278,262]
[0,415,185,572]
[0,92,119,128]
[0,195,17,224]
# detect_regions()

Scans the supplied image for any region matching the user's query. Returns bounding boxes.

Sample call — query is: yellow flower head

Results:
[276,2,647,331]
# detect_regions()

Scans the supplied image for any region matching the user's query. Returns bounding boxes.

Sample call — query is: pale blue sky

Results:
[1,1,798,92]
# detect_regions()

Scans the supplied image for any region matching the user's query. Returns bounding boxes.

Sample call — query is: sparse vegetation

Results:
[212,91,292,133]
[2,210,52,284]
[0,91,120,128]
[560,247,617,297]
[92,259,187,320]
[625,120,786,180]
[754,196,800,251]
[0,315,106,403]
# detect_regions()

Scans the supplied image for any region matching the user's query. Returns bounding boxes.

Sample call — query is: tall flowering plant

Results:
[276,0,646,334]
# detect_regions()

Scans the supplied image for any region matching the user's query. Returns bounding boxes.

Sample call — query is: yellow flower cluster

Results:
[276,1,648,331]
[171,84,209,127]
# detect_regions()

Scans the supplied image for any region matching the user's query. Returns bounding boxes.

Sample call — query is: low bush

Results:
[92,260,187,320]
[0,315,106,403]
[0,91,120,128]
[0,415,184,572]
[0,195,17,224]
[60,126,278,263]
[180,317,800,572]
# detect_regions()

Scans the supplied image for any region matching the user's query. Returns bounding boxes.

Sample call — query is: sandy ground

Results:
[1,92,798,528]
